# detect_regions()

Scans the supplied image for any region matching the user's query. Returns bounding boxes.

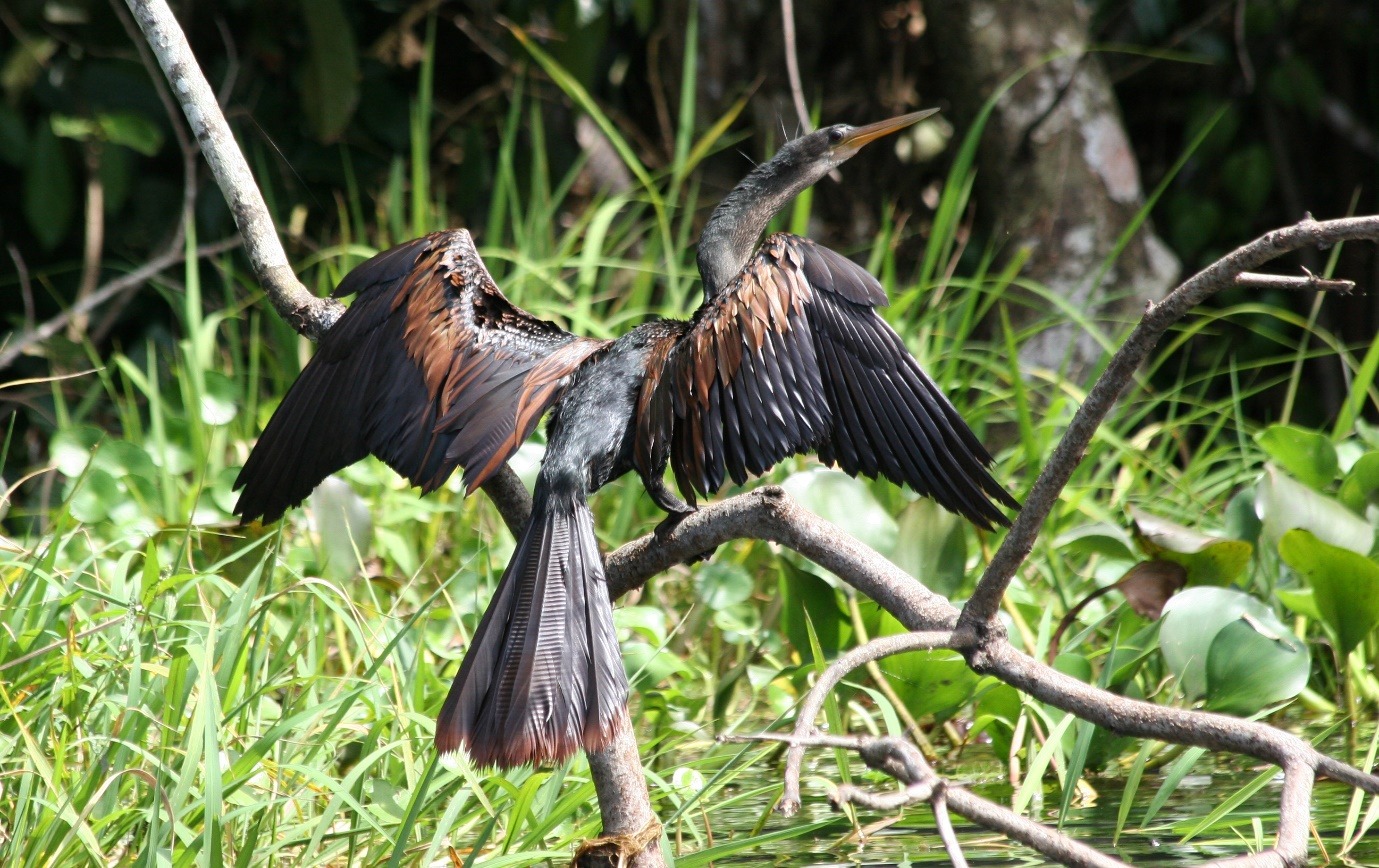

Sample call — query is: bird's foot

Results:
[653,509,717,564]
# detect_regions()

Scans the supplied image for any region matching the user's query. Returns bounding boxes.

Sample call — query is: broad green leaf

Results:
[1275,587,1322,621]
[24,121,74,249]
[777,562,851,657]
[199,371,239,426]
[1339,452,1379,515]
[970,680,1021,760]
[50,426,104,476]
[1256,465,1373,555]
[693,561,753,609]
[52,112,163,156]
[622,640,692,686]
[299,0,359,143]
[1054,523,1138,561]
[96,112,164,156]
[891,498,967,596]
[1203,616,1310,715]
[1256,424,1338,490]
[781,468,896,554]
[1160,587,1292,704]
[2,36,55,101]
[876,648,979,721]
[613,606,668,645]
[1278,529,1379,656]
[1129,507,1252,586]
[1224,489,1262,543]
[69,468,121,523]
[0,102,27,166]
[90,439,156,480]
[310,476,373,580]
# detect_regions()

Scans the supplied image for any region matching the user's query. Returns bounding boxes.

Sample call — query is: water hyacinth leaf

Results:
[310,476,372,580]
[1275,586,1322,621]
[971,679,1021,760]
[1256,424,1338,490]
[1129,507,1251,586]
[876,648,980,721]
[299,0,359,143]
[1116,560,1186,619]
[50,426,104,476]
[777,561,851,657]
[1055,522,1138,561]
[1203,616,1310,715]
[1278,529,1379,656]
[1224,488,1262,543]
[613,606,668,645]
[69,468,121,523]
[1160,587,1286,703]
[1256,465,1373,555]
[90,439,157,481]
[0,102,27,165]
[694,560,754,609]
[24,121,74,249]
[1339,452,1379,515]
[781,468,897,554]
[622,641,692,687]
[199,371,238,426]
[891,498,967,596]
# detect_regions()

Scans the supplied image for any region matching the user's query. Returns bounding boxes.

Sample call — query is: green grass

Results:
[6,30,1379,868]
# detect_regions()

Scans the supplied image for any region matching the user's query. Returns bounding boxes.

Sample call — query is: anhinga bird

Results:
[234,108,1018,769]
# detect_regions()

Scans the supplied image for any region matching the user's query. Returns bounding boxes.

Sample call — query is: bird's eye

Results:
[827,126,847,144]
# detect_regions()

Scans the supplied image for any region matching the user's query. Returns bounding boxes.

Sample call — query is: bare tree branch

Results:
[0,238,242,371]
[779,632,955,814]
[122,0,343,340]
[779,0,812,134]
[1234,271,1355,293]
[117,3,1379,866]
[605,486,958,629]
[961,213,1379,632]
[118,3,661,865]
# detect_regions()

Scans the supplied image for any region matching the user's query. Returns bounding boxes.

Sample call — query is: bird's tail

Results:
[435,489,628,768]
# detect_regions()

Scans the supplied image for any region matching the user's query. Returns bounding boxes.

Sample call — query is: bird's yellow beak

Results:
[837,108,940,150]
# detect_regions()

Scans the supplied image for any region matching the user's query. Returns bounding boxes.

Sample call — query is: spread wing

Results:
[639,233,1017,529]
[235,229,607,523]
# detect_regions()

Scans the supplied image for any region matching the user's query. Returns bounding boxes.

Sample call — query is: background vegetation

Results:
[2,0,1379,864]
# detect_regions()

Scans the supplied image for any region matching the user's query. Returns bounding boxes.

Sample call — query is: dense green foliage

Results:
[4,1,1379,865]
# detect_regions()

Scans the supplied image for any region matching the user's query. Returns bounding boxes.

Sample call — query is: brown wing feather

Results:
[641,233,1017,528]
[235,229,606,523]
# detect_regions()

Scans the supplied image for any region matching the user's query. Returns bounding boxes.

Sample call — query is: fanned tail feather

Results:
[435,489,627,767]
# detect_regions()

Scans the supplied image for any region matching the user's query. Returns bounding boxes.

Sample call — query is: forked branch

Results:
[119,0,1379,865]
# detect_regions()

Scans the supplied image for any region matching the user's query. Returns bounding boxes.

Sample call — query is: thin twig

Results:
[779,0,812,134]
[1234,271,1355,293]
[7,244,34,332]
[779,631,954,814]
[0,238,242,372]
[122,0,343,340]
[597,482,1379,834]
[961,214,1379,633]
[69,141,106,341]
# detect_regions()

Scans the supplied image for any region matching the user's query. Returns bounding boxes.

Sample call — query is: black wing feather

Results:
[645,232,1017,529]
[235,229,603,523]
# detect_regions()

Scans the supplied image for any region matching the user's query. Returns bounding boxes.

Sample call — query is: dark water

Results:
[669,747,1379,866]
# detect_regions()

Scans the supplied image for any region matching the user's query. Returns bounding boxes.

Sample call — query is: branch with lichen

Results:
[119,1,1379,865]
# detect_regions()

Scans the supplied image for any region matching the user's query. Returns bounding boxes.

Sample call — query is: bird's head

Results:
[777,108,940,175]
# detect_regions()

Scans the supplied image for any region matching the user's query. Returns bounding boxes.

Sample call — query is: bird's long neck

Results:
[697,151,822,297]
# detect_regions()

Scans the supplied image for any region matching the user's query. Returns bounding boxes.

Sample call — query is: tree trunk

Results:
[927,0,1180,380]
